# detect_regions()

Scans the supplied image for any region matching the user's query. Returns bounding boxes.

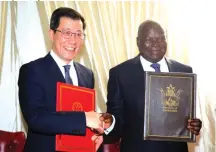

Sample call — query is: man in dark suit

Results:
[105,20,202,152]
[18,7,104,152]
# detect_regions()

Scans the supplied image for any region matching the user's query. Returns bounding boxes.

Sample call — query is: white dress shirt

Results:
[140,56,169,72]
[50,51,78,86]
[105,56,170,134]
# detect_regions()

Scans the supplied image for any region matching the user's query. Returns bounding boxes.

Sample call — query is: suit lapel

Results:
[44,54,88,87]
[132,55,145,79]
[74,62,87,87]
[44,53,65,83]
[131,55,146,117]
[165,58,176,72]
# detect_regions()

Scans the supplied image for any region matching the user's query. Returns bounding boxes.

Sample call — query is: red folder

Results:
[56,82,95,152]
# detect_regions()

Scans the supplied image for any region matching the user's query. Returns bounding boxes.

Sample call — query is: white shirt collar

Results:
[140,55,166,66]
[139,55,169,72]
[50,50,74,68]
[50,50,79,86]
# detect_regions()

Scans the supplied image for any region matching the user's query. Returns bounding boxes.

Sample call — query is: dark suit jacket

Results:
[106,55,193,152]
[18,53,94,152]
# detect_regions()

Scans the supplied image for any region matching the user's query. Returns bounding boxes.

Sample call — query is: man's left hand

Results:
[91,134,103,151]
[187,118,202,135]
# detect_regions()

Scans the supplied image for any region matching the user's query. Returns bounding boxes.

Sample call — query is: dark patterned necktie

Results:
[150,63,161,72]
[63,65,73,84]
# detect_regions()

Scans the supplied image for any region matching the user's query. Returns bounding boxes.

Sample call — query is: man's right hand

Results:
[93,113,113,135]
[85,111,103,131]
[100,113,113,129]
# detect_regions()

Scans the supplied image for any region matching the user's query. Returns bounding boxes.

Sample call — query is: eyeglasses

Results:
[55,29,85,40]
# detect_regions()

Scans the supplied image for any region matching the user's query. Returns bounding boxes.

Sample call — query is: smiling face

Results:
[137,21,167,63]
[49,17,84,64]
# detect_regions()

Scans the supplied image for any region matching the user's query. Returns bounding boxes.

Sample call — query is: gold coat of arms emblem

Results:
[157,84,183,112]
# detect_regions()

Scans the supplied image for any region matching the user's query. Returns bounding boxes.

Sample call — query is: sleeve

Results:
[18,64,86,135]
[105,68,124,139]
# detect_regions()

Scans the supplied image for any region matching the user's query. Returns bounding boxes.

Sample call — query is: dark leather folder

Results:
[143,72,196,142]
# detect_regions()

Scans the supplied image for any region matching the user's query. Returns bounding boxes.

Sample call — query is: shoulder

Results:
[18,53,53,81]
[19,56,46,72]
[110,56,138,74]
[74,62,93,75]
[167,58,193,72]
[18,57,47,85]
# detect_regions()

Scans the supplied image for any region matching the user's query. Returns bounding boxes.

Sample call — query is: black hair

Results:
[137,20,164,38]
[50,7,86,31]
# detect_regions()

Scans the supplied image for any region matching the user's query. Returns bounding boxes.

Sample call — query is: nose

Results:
[71,33,77,39]
[150,38,162,47]
[69,34,76,41]
[151,41,158,47]
[152,42,157,47]
[67,34,76,44]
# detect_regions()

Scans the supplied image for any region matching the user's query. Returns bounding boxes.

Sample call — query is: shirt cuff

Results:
[104,115,116,135]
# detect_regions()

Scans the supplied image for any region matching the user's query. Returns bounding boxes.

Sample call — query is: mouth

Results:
[63,46,76,52]
[151,50,160,55]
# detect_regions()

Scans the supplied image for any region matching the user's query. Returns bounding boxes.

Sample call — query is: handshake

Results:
[85,111,113,135]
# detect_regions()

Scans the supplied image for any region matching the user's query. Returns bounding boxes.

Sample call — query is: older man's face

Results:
[137,26,167,63]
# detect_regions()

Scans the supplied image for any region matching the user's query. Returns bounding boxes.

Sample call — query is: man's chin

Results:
[66,52,77,58]
[142,55,162,63]
[61,55,76,63]
[67,56,76,61]
[151,58,162,63]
